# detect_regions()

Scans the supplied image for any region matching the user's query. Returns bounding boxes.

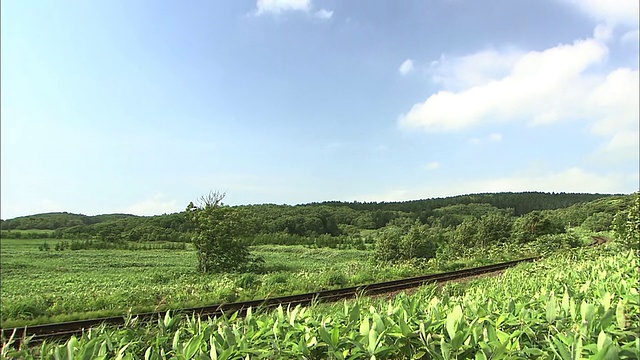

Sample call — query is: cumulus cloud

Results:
[621,29,640,44]
[254,0,333,19]
[398,59,414,75]
[400,38,610,131]
[123,194,181,216]
[255,0,310,14]
[593,24,614,41]
[429,49,522,90]
[399,34,639,162]
[314,9,333,19]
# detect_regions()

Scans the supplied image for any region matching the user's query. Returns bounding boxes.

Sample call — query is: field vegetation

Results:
[1,191,637,353]
[3,242,637,359]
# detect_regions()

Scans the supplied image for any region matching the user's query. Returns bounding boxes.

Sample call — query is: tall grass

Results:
[3,243,637,359]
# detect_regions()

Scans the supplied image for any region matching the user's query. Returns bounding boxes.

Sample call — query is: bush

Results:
[374,222,438,262]
[324,271,348,287]
[534,233,581,252]
[186,192,263,273]
[582,212,614,232]
[612,193,640,250]
[235,273,260,289]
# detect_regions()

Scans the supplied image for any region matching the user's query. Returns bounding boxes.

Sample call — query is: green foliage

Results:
[186,192,259,273]
[5,245,638,359]
[478,211,513,244]
[511,210,565,243]
[374,221,438,262]
[533,232,582,253]
[612,193,640,250]
[0,212,136,230]
[452,218,480,248]
[373,226,403,262]
[583,212,615,232]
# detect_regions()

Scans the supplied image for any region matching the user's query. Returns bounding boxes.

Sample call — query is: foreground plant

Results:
[3,245,638,359]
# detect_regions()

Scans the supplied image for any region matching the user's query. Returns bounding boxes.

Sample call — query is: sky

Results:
[1,0,638,219]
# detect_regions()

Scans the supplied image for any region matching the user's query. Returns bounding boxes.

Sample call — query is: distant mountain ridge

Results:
[0,192,621,231]
[0,212,139,230]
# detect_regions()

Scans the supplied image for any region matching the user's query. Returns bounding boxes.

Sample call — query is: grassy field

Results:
[3,242,637,359]
[1,236,545,328]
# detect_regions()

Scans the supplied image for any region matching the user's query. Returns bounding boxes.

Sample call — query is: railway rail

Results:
[1,236,608,342]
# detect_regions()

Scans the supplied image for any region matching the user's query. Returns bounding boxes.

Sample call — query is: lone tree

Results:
[186,191,253,273]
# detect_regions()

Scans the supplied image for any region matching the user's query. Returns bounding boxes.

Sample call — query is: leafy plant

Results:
[186,192,262,273]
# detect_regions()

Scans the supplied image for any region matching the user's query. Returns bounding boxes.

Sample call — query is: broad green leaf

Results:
[440,337,451,360]
[562,288,570,313]
[546,297,557,323]
[184,335,202,359]
[367,328,379,354]
[289,305,299,326]
[581,302,595,325]
[67,336,78,359]
[446,305,463,340]
[551,336,571,360]
[209,335,217,360]
[475,350,487,360]
[600,292,612,310]
[616,300,626,329]
[496,330,509,345]
[398,314,411,337]
[597,331,611,352]
[450,331,466,350]
[360,317,370,337]
[372,313,385,332]
[599,308,615,331]
[349,304,361,324]
[332,326,340,348]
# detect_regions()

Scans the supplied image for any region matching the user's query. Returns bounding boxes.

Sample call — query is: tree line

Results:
[2,191,636,274]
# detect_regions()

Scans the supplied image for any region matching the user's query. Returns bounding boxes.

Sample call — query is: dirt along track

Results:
[1,236,608,343]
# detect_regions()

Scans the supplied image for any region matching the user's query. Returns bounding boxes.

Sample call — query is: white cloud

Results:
[430,49,522,90]
[470,133,502,145]
[123,194,181,216]
[315,9,333,20]
[256,0,310,14]
[621,29,640,44]
[560,0,639,27]
[593,24,614,41]
[399,34,638,162]
[401,38,609,132]
[354,167,638,202]
[593,130,640,163]
[254,0,333,18]
[425,161,440,170]
[398,59,414,75]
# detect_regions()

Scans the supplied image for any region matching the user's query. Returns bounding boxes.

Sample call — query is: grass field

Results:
[1,237,544,328]
[3,242,637,359]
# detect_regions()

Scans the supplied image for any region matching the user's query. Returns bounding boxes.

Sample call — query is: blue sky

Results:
[1,0,638,219]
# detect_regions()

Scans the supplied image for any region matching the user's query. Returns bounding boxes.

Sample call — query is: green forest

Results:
[0,192,624,246]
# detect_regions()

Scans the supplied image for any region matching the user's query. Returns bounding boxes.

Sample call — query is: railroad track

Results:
[589,236,608,246]
[1,236,607,342]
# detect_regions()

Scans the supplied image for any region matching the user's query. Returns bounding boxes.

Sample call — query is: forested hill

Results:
[0,192,617,232]
[0,212,138,231]
[319,192,615,215]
